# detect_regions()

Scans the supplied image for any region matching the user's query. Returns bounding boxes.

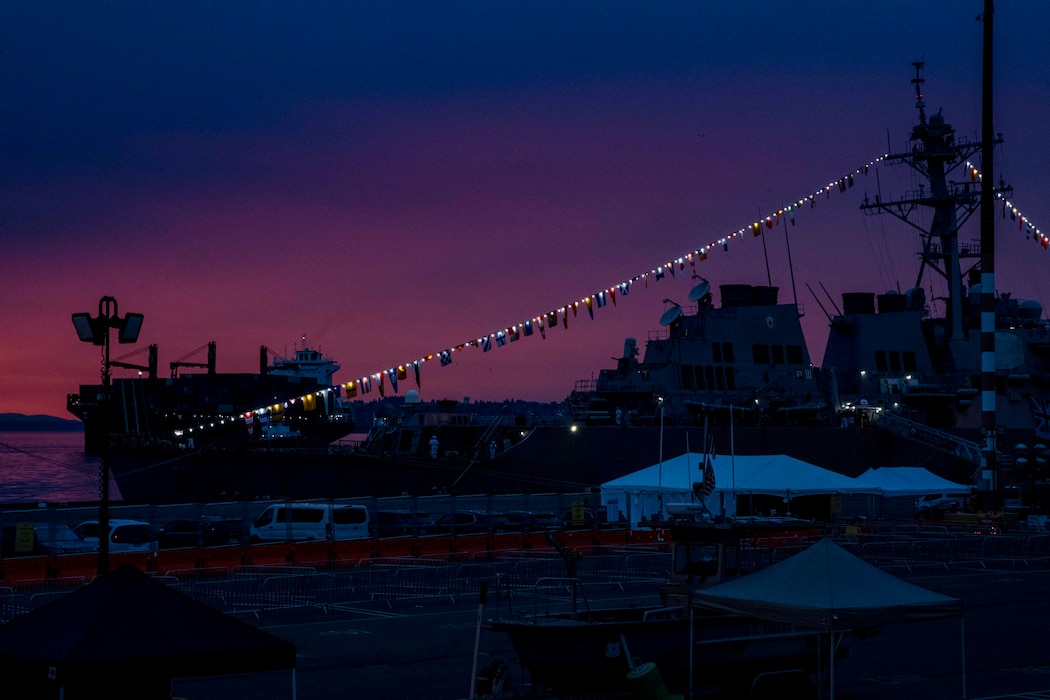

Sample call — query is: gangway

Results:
[872,411,983,468]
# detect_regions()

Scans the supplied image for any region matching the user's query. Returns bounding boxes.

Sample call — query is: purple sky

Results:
[3,2,1049,419]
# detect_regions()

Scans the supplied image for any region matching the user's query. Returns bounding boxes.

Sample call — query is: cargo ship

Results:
[67,339,355,457]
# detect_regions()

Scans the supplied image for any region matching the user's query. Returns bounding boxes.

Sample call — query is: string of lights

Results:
[176,151,1050,439]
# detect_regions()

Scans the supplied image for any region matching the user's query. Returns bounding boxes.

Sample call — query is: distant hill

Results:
[0,413,83,432]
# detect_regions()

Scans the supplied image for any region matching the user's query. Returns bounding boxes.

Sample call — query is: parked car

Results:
[156,516,247,549]
[432,511,514,535]
[563,509,598,530]
[250,502,369,542]
[73,519,154,553]
[373,510,436,538]
[914,493,964,519]
[503,511,563,532]
[1,523,97,558]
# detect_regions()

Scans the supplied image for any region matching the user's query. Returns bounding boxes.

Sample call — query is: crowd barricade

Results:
[621,552,672,582]
[352,563,424,601]
[980,535,1030,566]
[10,576,89,614]
[321,568,373,603]
[950,536,987,567]
[1025,535,1050,564]
[858,540,915,571]
[164,565,233,579]
[507,557,569,589]
[449,560,516,597]
[394,564,456,601]
[188,575,262,614]
[251,572,329,612]
[20,521,1050,619]
[0,585,29,623]
[909,538,955,570]
[734,545,780,573]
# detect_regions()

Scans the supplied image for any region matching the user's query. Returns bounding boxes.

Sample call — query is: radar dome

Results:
[405,389,421,404]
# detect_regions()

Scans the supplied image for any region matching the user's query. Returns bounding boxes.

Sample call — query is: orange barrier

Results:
[242,542,296,567]
[154,548,199,574]
[1,527,661,586]
[0,556,52,584]
[372,537,419,559]
[289,540,335,565]
[39,552,99,581]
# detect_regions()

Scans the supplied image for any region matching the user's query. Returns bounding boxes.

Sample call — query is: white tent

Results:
[601,452,879,524]
[853,466,970,496]
[853,466,971,519]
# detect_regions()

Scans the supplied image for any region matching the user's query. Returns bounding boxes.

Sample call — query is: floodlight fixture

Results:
[72,312,100,344]
[119,313,144,343]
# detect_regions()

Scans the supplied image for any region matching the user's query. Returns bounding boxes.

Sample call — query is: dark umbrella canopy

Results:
[692,538,962,631]
[0,564,295,692]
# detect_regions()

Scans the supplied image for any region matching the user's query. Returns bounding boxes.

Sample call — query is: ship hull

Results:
[106,422,986,503]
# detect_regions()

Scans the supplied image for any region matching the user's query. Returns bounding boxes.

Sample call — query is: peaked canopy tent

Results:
[0,564,297,699]
[853,466,970,496]
[692,538,964,699]
[854,466,971,519]
[600,452,879,525]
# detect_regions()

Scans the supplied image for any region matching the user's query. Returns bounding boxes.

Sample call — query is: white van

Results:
[249,503,369,542]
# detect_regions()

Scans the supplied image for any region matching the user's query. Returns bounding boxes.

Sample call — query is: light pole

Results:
[72,296,143,577]
[657,396,664,520]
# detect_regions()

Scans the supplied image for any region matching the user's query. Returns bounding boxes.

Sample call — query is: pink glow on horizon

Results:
[4,4,1049,419]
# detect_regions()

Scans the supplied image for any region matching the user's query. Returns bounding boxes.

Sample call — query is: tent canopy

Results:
[0,564,295,687]
[692,538,962,631]
[602,452,879,497]
[853,466,970,497]
[600,452,879,522]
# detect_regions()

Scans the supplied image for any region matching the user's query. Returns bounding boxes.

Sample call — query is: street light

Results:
[72,296,143,577]
[657,396,664,520]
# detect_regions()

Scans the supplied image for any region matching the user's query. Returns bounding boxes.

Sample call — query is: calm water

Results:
[0,431,119,504]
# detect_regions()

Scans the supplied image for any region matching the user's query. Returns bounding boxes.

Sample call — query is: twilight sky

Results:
[3,1,1049,419]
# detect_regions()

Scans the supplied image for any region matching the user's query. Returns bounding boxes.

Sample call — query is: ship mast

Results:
[859,64,997,343]
[858,1,1010,503]
[978,0,999,509]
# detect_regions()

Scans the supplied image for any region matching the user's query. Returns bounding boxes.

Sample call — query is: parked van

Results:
[249,503,369,542]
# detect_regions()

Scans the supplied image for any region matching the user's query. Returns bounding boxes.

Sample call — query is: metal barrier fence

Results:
[6,528,1050,622]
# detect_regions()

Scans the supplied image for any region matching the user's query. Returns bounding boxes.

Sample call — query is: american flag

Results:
[700,459,716,498]
[700,431,716,498]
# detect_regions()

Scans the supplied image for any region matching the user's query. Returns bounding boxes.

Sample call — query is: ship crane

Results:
[109,344,159,380]
[169,341,216,378]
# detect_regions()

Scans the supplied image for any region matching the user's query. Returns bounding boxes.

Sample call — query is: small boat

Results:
[486,514,849,697]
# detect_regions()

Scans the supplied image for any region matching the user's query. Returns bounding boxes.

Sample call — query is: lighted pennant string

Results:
[966,161,1047,249]
[214,155,890,434]
[177,153,1036,437]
